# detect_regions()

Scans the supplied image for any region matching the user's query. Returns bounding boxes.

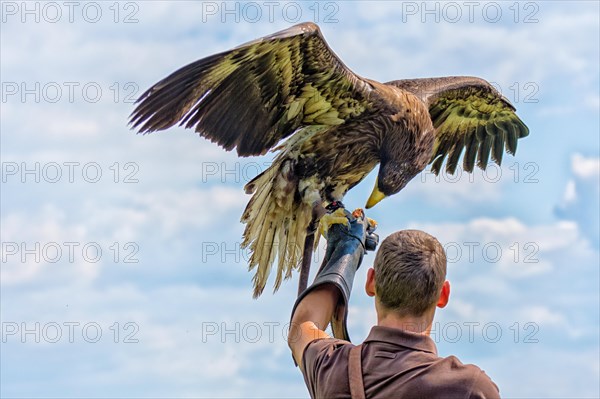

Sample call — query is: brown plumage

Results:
[129,22,529,297]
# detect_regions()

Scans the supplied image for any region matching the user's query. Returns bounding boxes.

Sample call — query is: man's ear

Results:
[365,268,376,297]
[436,281,450,308]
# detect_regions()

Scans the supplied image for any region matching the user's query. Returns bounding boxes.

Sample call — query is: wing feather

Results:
[447,141,465,175]
[130,22,376,156]
[504,121,518,155]
[478,130,494,170]
[387,76,529,174]
[463,129,479,172]
[492,122,506,164]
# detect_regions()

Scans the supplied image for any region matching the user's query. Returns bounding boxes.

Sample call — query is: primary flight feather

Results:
[130,22,529,297]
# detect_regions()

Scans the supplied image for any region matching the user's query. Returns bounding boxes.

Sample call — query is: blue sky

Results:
[1,1,599,397]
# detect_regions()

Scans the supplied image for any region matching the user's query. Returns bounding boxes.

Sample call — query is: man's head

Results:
[366,230,449,320]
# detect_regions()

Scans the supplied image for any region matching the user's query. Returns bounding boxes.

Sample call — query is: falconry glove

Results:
[291,207,378,343]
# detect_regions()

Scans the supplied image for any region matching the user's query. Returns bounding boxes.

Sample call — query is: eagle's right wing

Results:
[130,22,378,156]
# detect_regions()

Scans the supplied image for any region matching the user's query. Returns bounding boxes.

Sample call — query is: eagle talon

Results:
[351,208,377,230]
[351,208,364,219]
[318,208,350,239]
[367,217,377,230]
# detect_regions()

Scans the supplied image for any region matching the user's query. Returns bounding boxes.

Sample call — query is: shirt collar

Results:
[364,325,438,355]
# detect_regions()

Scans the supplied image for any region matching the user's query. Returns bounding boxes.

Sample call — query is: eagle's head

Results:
[365,161,421,209]
[366,125,434,208]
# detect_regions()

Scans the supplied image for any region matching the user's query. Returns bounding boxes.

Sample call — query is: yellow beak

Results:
[366,179,387,209]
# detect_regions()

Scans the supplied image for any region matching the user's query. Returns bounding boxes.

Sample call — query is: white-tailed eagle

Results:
[130,22,529,297]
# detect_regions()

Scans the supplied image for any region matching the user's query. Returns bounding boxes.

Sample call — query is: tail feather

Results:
[242,159,311,298]
[253,219,276,295]
[241,170,276,246]
[274,217,291,289]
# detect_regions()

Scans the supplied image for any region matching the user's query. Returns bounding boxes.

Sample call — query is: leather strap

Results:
[348,344,366,399]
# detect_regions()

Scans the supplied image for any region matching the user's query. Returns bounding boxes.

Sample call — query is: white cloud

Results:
[110,186,247,237]
[556,153,600,247]
[584,94,600,110]
[517,305,566,327]
[563,179,577,202]
[491,348,599,398]
[402,165,504,207]
[1,204,97,285]
[409,217,599,281]
[0,185,247,286]
[0,279,306,397]
[572,153,600,179]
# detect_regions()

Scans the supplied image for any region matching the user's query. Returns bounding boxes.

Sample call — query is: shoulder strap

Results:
[348,344,366,399]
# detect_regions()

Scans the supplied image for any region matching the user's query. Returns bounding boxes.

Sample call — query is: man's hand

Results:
[288,285,340,367]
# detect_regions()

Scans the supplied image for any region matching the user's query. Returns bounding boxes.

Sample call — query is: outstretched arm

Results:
[287,208,378,367]
[288,285,339,367]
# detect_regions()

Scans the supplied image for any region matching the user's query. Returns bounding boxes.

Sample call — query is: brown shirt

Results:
[301,325,500,399]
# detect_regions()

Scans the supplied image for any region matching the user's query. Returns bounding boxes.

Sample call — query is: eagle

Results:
[130,22,529,298]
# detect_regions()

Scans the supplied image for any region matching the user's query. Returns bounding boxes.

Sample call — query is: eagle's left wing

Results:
[387,77,529,175]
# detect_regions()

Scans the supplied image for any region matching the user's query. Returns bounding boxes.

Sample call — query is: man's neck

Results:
[377,310,435,336]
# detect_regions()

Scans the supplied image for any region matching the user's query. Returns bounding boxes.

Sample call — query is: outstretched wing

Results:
[130,22,377,156]
[387,77,529,174]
